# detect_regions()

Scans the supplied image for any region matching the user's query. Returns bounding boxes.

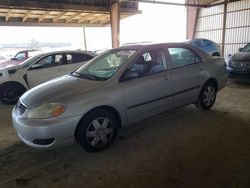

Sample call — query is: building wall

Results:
[194,0,250,56]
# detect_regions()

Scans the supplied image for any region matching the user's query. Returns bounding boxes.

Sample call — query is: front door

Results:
[26,53,75,88]
[122,48,174,123]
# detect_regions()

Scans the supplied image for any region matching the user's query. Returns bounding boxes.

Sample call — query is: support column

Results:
[186,2,198,39]
[82,26,87,50]
[110,0,120,48]
[221,0,228,57]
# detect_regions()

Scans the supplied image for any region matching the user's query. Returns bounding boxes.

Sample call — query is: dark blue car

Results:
[186,38,221,57]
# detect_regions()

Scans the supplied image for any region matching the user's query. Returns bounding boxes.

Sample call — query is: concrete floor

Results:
[0,81,250,188]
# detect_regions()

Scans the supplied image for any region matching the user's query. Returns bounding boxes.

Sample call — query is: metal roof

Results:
[0,0,140,27]
[0,0,238,27]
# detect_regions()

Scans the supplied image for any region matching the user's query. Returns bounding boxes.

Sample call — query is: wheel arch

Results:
[74,105,122,142]
[204,78,218,92]
[0,81,27,91]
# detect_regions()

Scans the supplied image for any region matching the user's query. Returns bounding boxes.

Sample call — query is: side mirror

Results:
[238,48,243,52]
[122,69,140,81]
[11,57,16,60]
[29,63,43,70]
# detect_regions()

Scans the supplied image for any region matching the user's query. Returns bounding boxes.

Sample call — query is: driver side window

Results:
[31,54,63,69]
[128,48,167,77]
[15,52,26,61]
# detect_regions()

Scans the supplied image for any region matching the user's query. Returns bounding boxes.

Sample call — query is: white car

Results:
[0,50,97,104]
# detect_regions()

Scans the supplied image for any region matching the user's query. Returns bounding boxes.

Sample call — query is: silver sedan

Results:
[12,43,227,152]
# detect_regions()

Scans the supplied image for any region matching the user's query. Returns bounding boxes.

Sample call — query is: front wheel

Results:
[76,109,118,152]
[197,82,217,110]
[0,83,26,105]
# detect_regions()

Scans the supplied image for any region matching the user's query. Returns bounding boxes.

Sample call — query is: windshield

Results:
[73,49,137,80]
[242,43,250,52]
[20,55,42,68]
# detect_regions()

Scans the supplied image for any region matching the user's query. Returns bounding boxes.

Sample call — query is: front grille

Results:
[16,101,26,115]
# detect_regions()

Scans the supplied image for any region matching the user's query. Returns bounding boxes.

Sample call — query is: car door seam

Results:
[127,85,200,109]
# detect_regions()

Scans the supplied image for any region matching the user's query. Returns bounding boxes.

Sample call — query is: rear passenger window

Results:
[71,53,92,64]
[202,39,213,47]
[168,48,202,69]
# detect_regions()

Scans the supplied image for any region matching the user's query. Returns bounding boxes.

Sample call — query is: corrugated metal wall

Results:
[194,0,250,56]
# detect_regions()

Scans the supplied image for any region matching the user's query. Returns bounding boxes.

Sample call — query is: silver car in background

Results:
[12,43,227,152]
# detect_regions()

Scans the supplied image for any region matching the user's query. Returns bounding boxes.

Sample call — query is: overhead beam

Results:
[77,13,102,23]
[90,17,108,24]
[5,9,11,21]
[65,12,83,23]
[0,0,109,13]
[122,0,208,7]
[89,14,105,24]
[0,21,106,27]
[122,0,240,8]
[38,11,50,22]
[22,10,32,22]
[52,12,66,23]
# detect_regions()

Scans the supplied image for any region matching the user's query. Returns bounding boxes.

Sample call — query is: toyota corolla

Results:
[12,43,227,152]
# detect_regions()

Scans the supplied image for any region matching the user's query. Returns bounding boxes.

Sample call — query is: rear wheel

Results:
[0,83,26,105]
[76,109,118,152]
[197,81,217,110]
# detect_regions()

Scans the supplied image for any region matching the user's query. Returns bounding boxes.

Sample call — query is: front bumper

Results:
[226,66,250,79]
[12,107,82,148]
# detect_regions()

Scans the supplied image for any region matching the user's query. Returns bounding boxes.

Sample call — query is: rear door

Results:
[63,52,94,73]
[165,47,206,107]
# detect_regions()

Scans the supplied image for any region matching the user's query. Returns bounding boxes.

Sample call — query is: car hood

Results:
[232,52,250,62]
[0,64,20,71]
[20,75,104,108]
[0,59,23,69]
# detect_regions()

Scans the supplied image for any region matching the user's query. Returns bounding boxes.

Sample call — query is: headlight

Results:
[27,103,65,119]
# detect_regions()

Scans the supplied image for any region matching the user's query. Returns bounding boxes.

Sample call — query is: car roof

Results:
[17,49,41,53]
[117,42,197,50]
[34,50,97,58]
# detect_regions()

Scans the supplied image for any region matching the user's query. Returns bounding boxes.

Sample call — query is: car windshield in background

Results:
[74,49,137,80]
[242,43,250,52]
[20,55,42,68]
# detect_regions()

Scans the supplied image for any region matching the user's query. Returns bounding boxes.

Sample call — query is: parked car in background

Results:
[0,49,42,69]
[0,55,7,63]
[226,43,250,79]
[186,38,221,57]
[12,43,227,152]
[0,50,97,104]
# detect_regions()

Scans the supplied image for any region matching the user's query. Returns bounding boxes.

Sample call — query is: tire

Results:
[197,81,217,110]
[76,109,118,152]
[0,83,26,105]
